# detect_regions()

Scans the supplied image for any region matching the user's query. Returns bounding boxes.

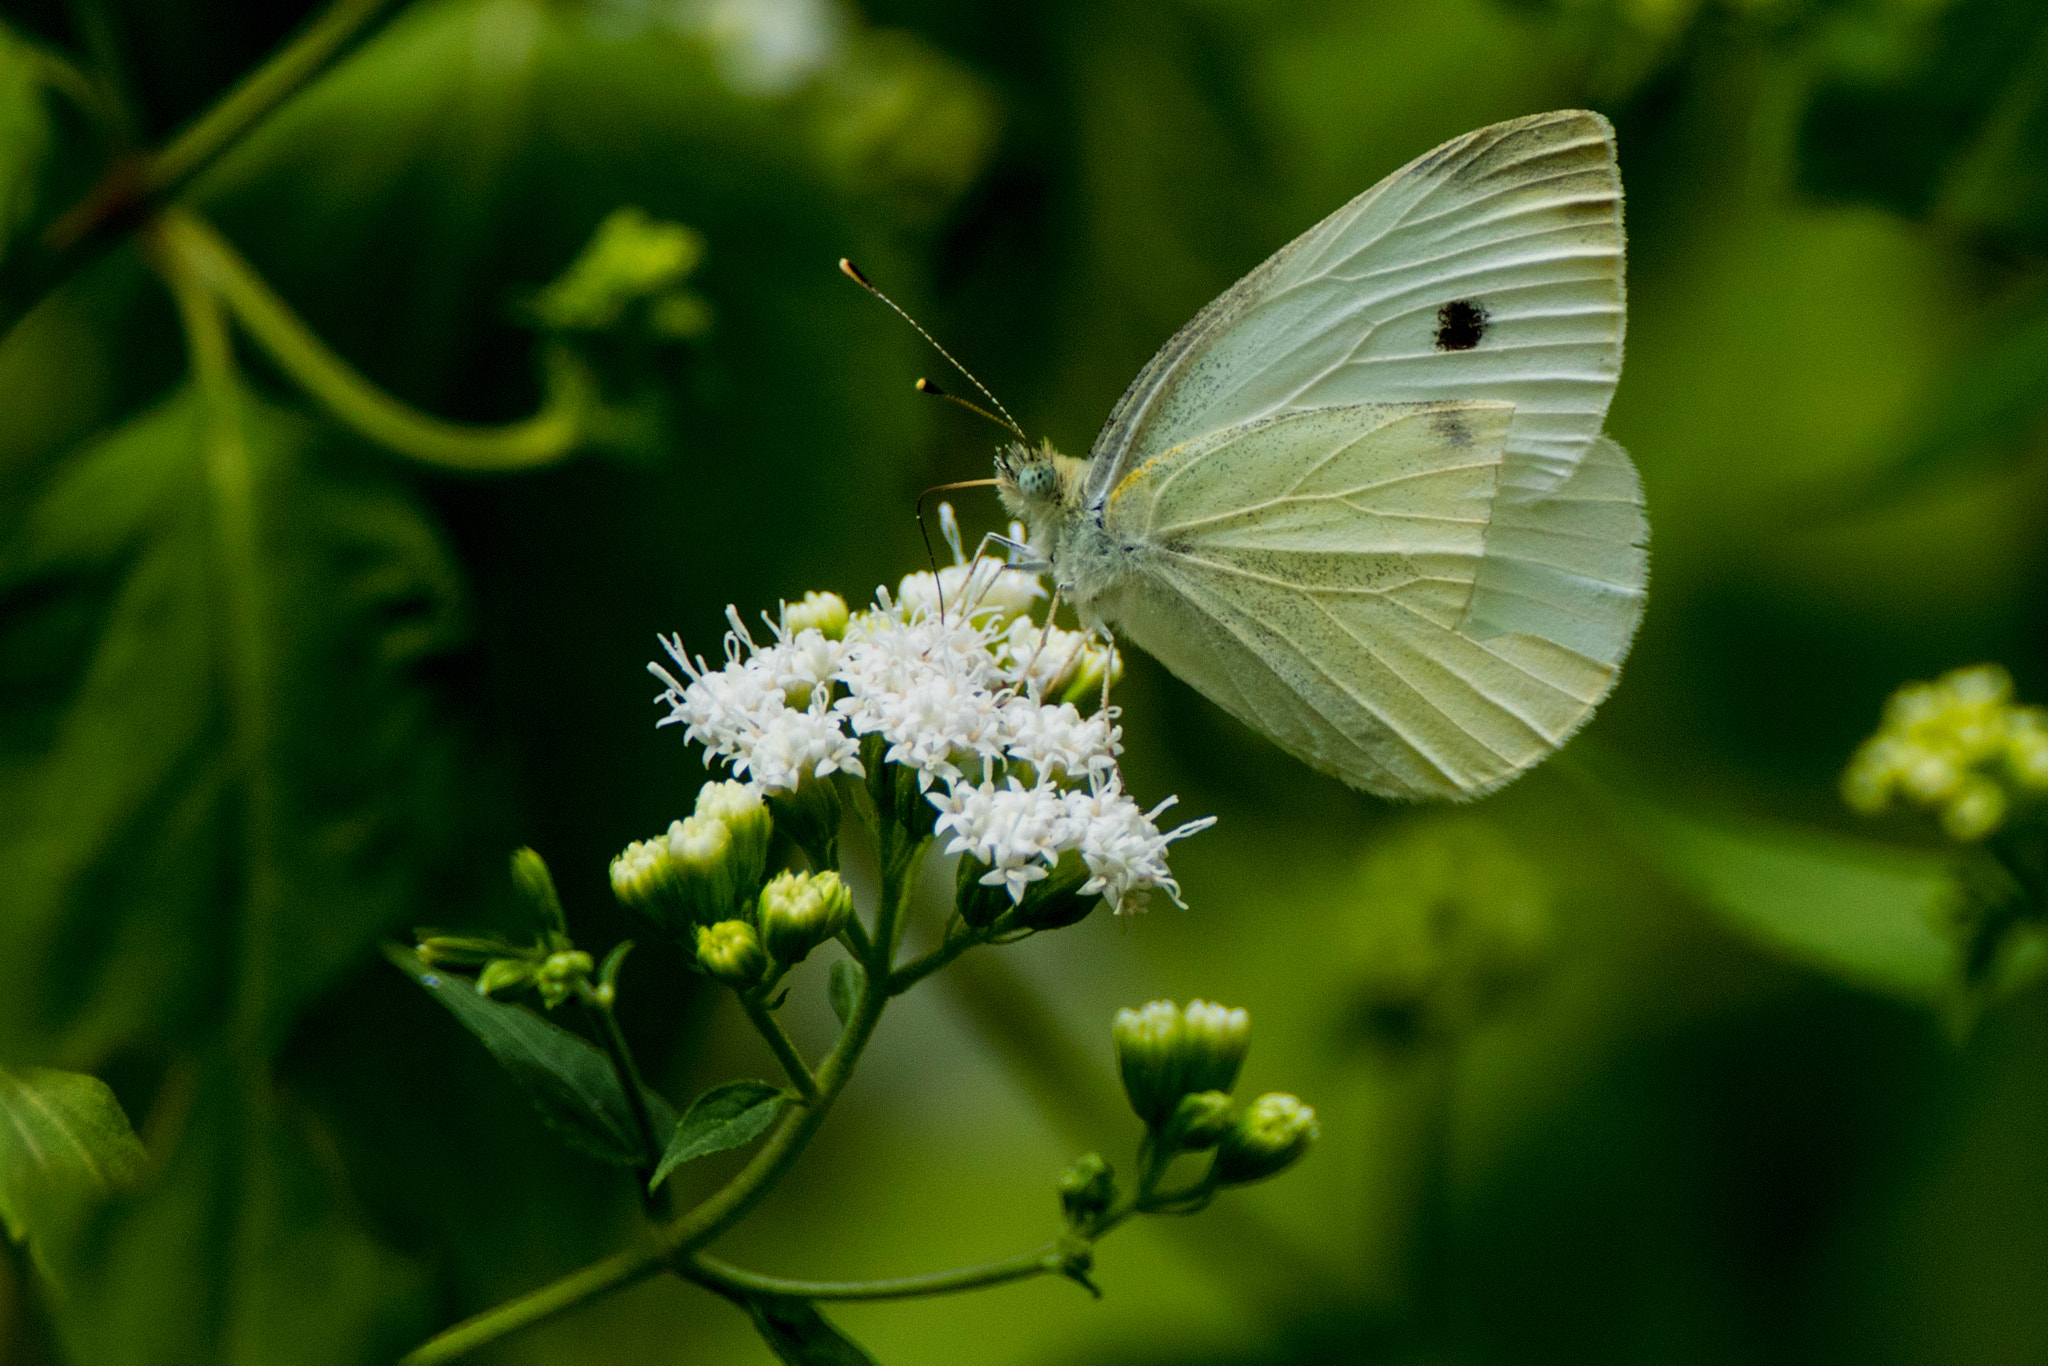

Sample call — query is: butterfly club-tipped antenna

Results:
[838,258,1027,442]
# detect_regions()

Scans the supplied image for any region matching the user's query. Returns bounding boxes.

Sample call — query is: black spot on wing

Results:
[1434,299,1488,352]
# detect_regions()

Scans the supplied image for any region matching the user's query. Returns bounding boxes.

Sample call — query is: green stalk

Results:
[144,0,398,198]
[156,209,588,472]
[741,993,821,1105]
[396,1245,666,1366]
[151,222,284,1052]
[683,1245,1072,1302]
[400,913,893,1364]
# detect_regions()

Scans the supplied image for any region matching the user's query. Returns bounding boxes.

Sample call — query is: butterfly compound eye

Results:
[1019,462,1058,502]
[1434,299,1488,352]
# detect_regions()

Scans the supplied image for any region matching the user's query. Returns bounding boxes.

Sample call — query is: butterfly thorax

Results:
[995,438,1128,628]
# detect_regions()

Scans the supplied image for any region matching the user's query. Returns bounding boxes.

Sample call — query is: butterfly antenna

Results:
[915,378,1018,437]
[839,258,1026,440]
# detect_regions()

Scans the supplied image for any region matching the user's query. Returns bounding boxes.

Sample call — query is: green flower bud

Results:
[1113,1001,1187,1129]
[415,933,522,969]
[695,920,767,987]
[510,848,571,949]
[1178,1000,1250,1096]
[476,957,538,998]
[609,813,748,935]
[1213,1093,1318,1186]
[759,869,854,968]
[529,207,705,332]
[783,591,850,640]
[696,780,772,896]
[534,949,595,1009]
[1942,776,2007,842]
[1058,1152,1116,1229]
[1160,1090,1236,1153]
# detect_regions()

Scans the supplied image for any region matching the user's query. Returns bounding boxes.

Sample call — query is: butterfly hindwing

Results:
[1097,401,1634,798]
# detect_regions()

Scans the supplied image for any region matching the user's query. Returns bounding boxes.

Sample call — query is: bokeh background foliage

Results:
[2,0,2047,1362]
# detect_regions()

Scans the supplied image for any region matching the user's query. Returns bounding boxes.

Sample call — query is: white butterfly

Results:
[995,109,1648,801]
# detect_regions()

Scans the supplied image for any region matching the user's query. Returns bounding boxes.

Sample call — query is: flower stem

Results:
[154,208,590,472]
[682,1245,1073,1302]
[581,988,664,1188]
[887,922,985,995]
[741,993,821,1105]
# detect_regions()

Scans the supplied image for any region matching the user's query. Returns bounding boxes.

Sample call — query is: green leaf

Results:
[387,946,677,1167]
[1641,806,1967,1008]
[0,21,51,266]
[0,1065,148,1286]
[0,384,473,1062]
[827,958,860,1028]
[50,1069,432,1366]
[649,1079,788,1192]
[743,1294,882,1366]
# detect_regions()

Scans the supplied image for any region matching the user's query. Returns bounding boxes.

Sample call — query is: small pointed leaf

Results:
[388,945,675,1166]
[649,1080,788,1192]
[827,959,860,1028]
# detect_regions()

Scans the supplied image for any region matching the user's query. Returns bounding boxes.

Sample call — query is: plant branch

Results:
[887,921,985,995]
[143,0,398,200]
[580,988,664,1185]
[741,993,821,1105]
[153,208,591,471]
[396,1244,665,1366]
[401,929,893,1363]
[682,1245,1073,1302]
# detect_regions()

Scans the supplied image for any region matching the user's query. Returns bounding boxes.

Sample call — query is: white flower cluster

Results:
[649,517,1213,913]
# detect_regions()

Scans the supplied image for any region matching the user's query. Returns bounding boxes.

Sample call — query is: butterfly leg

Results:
[1016,582,1066,697]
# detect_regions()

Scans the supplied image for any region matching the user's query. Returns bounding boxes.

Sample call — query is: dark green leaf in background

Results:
[649,1079,788,1192]
[388,945,677,1167]
[51,1068,431,1366]
[1640,805,1984,1014]
[0,382,472,1063]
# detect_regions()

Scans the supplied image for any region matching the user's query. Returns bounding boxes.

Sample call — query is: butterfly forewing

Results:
[1085,109,1625,510]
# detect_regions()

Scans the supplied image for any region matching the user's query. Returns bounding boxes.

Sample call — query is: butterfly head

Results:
[996,437,1088,529]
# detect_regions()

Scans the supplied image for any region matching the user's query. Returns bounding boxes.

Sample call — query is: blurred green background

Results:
[3,0,2048,1362]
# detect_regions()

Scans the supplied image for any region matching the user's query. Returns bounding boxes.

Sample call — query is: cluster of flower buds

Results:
[610,780,853,988]
[1842,663,2048,841]
[417,849,602,1009]
[1111,999,1317,1186]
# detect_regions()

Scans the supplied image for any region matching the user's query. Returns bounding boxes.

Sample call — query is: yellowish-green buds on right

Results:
[610,782,772,934]
[758,869,854,968]
[1213,1093,1318,1186]
[1112,999,1250,1130]
[695,920,767,987]
[1843,663,2048,841]
[783,590,850,640]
